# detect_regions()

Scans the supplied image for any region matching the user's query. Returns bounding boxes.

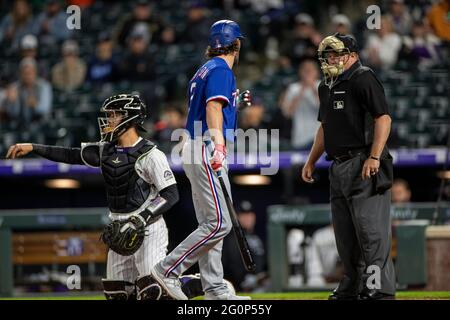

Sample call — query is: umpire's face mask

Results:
[318,36,349,87]
[318,50,348,88]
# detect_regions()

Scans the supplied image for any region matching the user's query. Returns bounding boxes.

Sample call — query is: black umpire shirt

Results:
[317,60,390,157]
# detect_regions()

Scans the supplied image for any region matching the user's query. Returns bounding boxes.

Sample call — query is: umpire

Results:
[302,33,396,300]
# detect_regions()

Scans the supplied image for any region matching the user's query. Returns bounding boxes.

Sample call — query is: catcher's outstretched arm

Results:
[32,144,96,165]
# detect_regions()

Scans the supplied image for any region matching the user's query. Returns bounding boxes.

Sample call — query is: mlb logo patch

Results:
[333,100,344,110]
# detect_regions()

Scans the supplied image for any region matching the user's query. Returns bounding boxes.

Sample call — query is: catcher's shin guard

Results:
[102,279,136,300]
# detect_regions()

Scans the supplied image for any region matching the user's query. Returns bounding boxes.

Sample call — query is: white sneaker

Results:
[223,279,236,296]
[150,267,188,300]
[204,292,251,300]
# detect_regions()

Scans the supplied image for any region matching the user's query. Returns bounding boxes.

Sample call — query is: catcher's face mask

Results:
[318,35,350,88]
[98,110,138,142]
[98,94,147,143]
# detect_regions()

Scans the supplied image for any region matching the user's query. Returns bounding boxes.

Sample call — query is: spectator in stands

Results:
[19,34,50,81]
[117,24,155,82]
[245,0,286,53]
[391,178,412,203]
[87,32,118,85]
[280,59,321,150]
[180,1,211,50]
[239,97,269,153]
[244,0,284,14]
[222,201,267,292]
[0,0,34,53]
[239,97,266,131]
[33,0,72,43]
[427,0,450,41]
[280,13,322,68]
[155,23,181,103]
[67,0,94,8]
[362,16,402,71]
[116,0,166,47]
[117,24,157,119]
[153,105,187,154]
[20,34,38,59]
[1,33,40,82]
[160,25,177,46]
[385,0,413,36]
[403,20,442,70]
[331,14,352,35]
[51,40,86,92]
[0,86,8,122]
[269,91,292,150]
[0,57,52,125]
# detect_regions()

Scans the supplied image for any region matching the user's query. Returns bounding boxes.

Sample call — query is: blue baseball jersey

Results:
[185,57,238,142]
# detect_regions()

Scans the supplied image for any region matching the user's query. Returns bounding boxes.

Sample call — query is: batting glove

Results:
[210,144,227,172]
[237,89,252,111]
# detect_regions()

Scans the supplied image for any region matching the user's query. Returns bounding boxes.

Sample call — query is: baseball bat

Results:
[217,171,256,273]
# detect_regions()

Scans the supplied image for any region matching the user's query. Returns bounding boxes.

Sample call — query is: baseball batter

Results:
[150,20,251,301]
[6,94,183,300]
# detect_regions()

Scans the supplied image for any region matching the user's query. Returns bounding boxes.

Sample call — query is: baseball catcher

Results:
[6,94,199,300]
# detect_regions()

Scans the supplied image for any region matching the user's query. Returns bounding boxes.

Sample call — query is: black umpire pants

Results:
[329,153,396,296]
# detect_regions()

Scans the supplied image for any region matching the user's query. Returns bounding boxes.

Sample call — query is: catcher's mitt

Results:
[101,216,146,256]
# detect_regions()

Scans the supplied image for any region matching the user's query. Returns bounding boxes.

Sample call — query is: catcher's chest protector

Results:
[101,139,155,213]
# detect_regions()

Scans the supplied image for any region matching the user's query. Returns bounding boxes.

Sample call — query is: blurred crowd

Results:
[0,0,448,154]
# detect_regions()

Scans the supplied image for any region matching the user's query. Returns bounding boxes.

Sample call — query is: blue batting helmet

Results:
[208,20,244,49]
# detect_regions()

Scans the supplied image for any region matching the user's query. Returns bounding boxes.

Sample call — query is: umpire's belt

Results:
[326,147,368,163]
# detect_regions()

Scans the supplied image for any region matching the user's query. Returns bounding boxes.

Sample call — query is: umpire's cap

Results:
[332,33,359,52]
[208,20,244,49]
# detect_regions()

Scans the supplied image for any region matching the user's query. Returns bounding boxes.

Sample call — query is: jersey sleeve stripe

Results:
[206,95,230,105]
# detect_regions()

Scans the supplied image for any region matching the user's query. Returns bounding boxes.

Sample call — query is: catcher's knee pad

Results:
[136,275,170,300]
[102,279,136,300]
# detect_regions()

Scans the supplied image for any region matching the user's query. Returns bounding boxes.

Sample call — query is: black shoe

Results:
[359,290,395,300]
[328,291,358,300]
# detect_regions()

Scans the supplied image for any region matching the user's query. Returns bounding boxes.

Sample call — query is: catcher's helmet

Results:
[208,20,244,49]
[98,94,147,142]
